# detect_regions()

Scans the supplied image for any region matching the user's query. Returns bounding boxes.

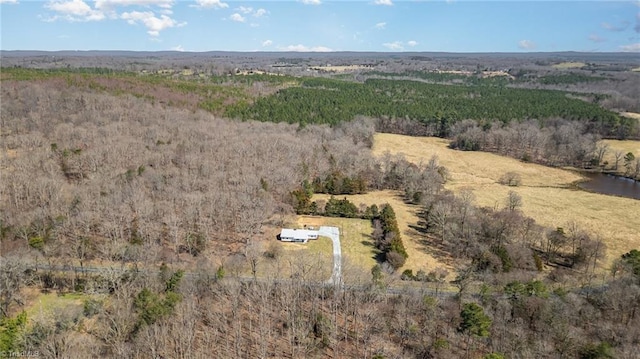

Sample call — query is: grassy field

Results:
[261,225,333,282]
[373,133,640,267]
[312,193,457,279]
[22,288,87,320]
[552,62,586,69]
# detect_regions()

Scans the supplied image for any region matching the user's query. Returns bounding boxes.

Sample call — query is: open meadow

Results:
[373,133,640,267]
[551,62,586,69]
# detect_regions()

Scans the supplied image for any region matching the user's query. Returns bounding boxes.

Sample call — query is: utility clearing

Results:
[373,133,640,267]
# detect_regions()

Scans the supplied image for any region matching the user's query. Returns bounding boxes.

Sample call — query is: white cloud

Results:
[300,0,321,4]
[44,0,188,37]
[236,6,267,17]
[262,39,273,47]
[171,45,185,52]
[229,13,245,22]
[191,0,228,9]
[620,43,640,52]
[121,10,184,36]
[95,0,173,11]
[374,22,386,29]
[518,39,536,50]
[601,21,629,32]
[45,0,105,21]
[588,34,606,43]
[280,44,333,52]
[383,41,404,51]
[0,0,19,4]
[374,0,393,6]
[407,40,418,47]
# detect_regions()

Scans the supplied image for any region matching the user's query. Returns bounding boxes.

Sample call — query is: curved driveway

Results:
[318,226,341,285]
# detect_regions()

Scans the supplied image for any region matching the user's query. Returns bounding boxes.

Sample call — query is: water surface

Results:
[578,172,640,200]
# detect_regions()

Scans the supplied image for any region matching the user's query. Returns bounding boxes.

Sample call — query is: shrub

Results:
[83,298,103,317]
[533,253,544,271]
[264,241,282,259]
[499,171,522,186]
[401,269,415,280]
[386,250,407,270]
[492,245,513,272]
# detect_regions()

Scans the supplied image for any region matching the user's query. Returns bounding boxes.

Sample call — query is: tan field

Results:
[435,70,473,75]
[373,133,640,267]
[552,62,586,69]
[310,65,371,72]
[266,227,333,281]
[621,112,640,120]
[482,71,516,80]
[600,139,640,171]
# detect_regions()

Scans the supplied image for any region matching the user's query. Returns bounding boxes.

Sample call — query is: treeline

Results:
[367,70,511,86]
[291,152,448,215]
[449,118,635,168]
[226,77,632,138]
[372,204,408,269]
[530,73,610,85]
[417,188,606,276]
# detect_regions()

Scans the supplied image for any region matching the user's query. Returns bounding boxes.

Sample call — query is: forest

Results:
[1,52,640,358]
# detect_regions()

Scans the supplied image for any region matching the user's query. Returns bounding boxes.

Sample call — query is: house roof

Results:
[280,228,319,240]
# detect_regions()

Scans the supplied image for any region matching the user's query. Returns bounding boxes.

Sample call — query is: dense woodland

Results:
[1,54,640,358]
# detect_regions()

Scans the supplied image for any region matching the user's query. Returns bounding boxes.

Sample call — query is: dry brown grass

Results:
[373,133,582,188]
[621,112,640,120]
[267,219,333,281]
[552,62,586,69]
[312,193,456,279]
[373,133,640,267]
[311,65,370,72]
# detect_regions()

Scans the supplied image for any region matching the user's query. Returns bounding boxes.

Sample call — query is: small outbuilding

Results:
[279,228,320,243]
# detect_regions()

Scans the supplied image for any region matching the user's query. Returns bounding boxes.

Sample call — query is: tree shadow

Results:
[360,240,374,247]
[404,223,458,268]
[374,252,386,263]
[408,223,429,234]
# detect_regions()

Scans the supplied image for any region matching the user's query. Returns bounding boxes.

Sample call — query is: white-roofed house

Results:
[279,228,319,243]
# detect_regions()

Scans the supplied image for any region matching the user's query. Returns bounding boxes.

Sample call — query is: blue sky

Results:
[1,1,638,52]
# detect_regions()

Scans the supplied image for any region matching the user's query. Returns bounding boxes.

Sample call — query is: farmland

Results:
[373,132,640,266]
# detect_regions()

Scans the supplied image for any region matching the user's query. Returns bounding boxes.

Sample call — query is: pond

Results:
[577,172,640,200]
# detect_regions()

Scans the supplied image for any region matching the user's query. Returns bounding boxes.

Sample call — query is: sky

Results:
[0,1,639,52]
